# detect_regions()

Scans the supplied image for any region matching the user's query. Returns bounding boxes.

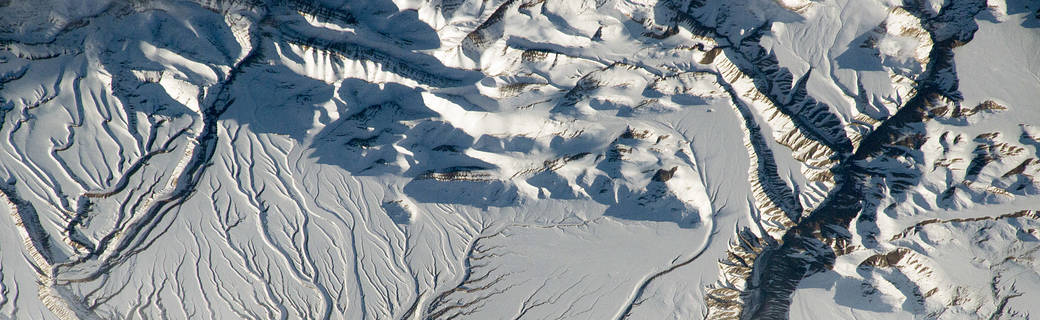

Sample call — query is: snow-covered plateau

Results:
[0,0,1038,319]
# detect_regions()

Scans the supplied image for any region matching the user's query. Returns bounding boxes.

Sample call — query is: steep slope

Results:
[0,0,1038,319]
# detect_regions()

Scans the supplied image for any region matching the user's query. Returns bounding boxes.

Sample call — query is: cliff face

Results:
[0,0,1038,319]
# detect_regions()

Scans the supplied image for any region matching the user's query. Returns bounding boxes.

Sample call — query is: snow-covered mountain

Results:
[1,0,1038,318]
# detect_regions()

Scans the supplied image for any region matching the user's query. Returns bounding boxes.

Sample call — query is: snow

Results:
[0,0,1038,319]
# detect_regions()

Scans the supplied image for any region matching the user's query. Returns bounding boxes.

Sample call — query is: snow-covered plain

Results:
[0,0,1038,319]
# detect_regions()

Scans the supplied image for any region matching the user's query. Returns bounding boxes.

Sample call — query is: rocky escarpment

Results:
[0,0,1037,318]
[720,0,996,318]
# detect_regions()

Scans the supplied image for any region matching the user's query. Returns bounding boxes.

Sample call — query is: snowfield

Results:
[0,0,1038,319]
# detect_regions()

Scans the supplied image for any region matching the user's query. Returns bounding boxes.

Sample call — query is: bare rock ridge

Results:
[0,0,1038,319]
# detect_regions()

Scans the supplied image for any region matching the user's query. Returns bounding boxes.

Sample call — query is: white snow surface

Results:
[0,0,1038,319]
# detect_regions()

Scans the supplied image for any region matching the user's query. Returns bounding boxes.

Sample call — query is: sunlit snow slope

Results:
[0,0,1038,319]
